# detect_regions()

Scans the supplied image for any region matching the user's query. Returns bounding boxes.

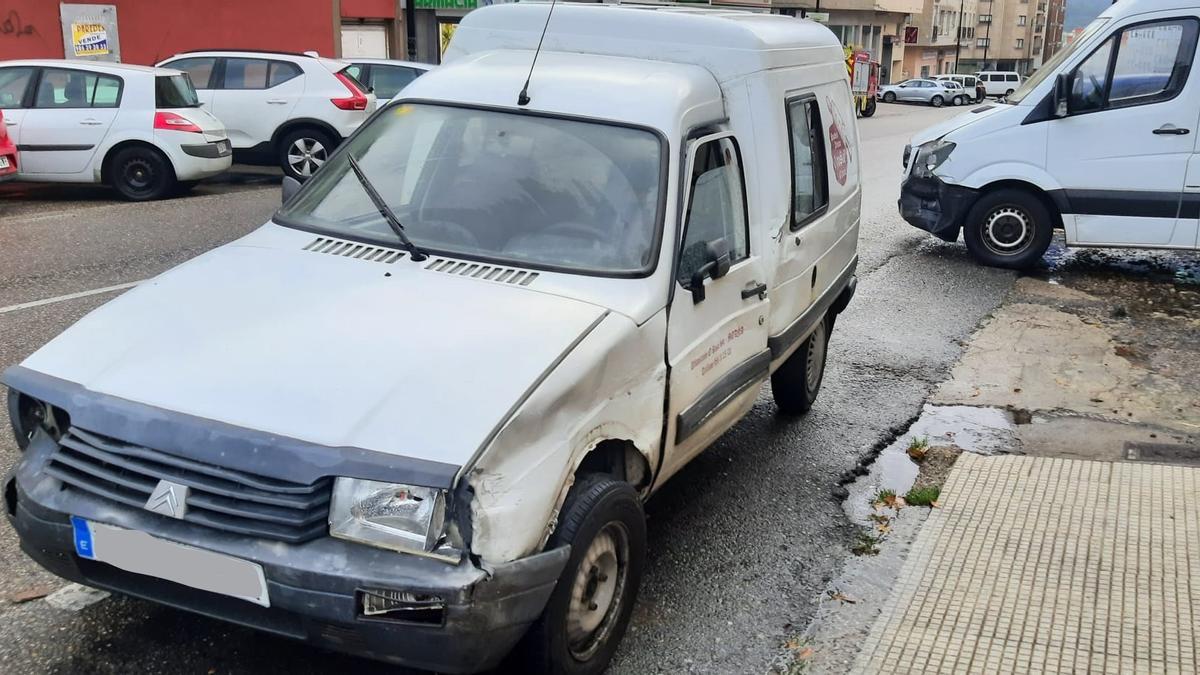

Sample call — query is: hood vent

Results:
[424,258,539,286]
[303,237,406,264]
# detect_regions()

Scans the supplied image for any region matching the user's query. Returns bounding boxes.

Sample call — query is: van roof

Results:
[445,3,843,82]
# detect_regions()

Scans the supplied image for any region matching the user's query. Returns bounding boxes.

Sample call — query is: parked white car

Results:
[901,0,1200,267]
[344,58,430,105]
[878,78,958,106]
[157,50,375,181]
[933,73,986,102]
[976,70,1024,97]
[4,5,860,674]
[0,60,231,200]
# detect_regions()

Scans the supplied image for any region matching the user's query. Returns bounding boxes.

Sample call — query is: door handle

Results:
[1153,125,1190,135]
[741,282,768,300]
[79,119,104,126]
[266,99,289,105]
[3,120,16,126]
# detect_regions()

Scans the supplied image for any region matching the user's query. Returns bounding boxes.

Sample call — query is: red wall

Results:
[0,0,337,65]
[341,0,396,20]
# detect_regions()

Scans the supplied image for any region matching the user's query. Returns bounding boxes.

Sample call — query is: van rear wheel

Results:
[516,475,645,675]
[963,188,1054,269]
[771,316,830,415]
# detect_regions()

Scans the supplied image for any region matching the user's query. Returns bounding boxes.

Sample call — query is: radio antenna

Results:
[517,0,558,106]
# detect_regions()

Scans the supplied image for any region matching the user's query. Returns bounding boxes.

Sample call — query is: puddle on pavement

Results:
[843,404,1017,526]
[1036,244,1200,320]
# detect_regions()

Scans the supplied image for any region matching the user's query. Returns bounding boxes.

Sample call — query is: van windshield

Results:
[277,104,664,276]
[1009,18,1110,103]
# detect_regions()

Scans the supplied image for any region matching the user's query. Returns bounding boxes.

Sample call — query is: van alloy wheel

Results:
[287,137,327,178]
[566,522,629,661]
[982,206,1033,256]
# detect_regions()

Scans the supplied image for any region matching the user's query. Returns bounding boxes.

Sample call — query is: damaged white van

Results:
[3,5,859,673]
[901,0,1200,268]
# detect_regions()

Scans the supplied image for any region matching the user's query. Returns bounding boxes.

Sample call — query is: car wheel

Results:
[771,316,830,415]
[963,188,1054,269]
[954,95,966,106]
[862,97,877,117]
[1006,88,1015,97]
[279,128,334,181]
[517,475,645,675]
[109,146,175,201]
[882,91,896,103]
[930,95,944,107]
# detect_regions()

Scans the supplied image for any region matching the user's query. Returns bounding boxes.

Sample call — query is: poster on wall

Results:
[60,4,120,62]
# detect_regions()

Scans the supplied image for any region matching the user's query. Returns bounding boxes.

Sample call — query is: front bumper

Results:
[898,173,980,242]
[4,437,568,674]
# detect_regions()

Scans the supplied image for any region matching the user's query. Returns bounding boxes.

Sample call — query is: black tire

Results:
[930,95,944,108]
[1005,89,1015,98]
[278,128,334,182]
[963,188,1054,269]
[108,146,175,201]
[953,95,965,106]
[771,316,830,415]
[882,91,896,103]
[862,97,877,117]
[517,475,646,675]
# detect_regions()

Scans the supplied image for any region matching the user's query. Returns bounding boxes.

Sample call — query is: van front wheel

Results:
[771,316,830,415]
[963,188,1054,269]
[517,476,646,675]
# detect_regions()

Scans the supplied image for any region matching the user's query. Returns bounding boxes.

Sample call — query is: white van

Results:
[976,70,1023,97]
[901,0,1200,268]
[3,5,859,673]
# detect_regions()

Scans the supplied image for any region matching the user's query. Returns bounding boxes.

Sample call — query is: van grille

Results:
[46,427,331,543]
[303,237,406,264]
[424,258,539,286]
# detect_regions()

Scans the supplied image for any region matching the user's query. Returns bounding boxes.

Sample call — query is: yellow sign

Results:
[71,22,110,57]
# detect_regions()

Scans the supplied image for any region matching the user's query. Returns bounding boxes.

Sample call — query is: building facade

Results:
[772,0,924,84]
[957,0,1066,74]
[899,0,979,80]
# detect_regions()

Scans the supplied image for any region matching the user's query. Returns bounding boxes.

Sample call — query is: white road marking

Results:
[0,281,142,315]
[44,583,110,611]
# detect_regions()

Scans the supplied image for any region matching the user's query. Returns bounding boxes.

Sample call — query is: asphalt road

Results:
[0,103,1016,674]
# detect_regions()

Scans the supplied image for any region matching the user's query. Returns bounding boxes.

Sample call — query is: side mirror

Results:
[689,238,732,304]
[281,175,302,205]
[1053,72,1069,117]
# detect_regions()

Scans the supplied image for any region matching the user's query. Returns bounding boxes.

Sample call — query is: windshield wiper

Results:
[345,154,428,262]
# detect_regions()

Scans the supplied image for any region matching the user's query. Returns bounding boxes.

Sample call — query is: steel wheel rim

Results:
[806,320,827,394]
[566,522,629,661]
[287,138,327,177]
[122,158,154,191]
[982,206,1034,256]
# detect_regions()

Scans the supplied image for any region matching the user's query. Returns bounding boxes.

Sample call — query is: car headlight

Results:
[329,478,449,556]
[914,139,956,178]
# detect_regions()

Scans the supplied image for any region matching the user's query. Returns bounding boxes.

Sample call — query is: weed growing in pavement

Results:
[905,485,941,506]
[906,436,930,461]
[851,530,881,556]
[872,488,896,504]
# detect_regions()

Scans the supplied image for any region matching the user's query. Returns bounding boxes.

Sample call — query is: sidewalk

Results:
[851,453,1198,674]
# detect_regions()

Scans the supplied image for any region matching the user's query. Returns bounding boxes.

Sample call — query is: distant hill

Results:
[1066,0,1111,32]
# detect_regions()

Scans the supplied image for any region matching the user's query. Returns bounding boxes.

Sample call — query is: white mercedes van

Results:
[901,0,1200,268]
[3,5,859,673]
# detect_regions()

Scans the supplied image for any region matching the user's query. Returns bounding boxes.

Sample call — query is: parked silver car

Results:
[878,79,957,107]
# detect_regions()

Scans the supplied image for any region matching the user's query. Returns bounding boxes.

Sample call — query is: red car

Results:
[0,109,16,181]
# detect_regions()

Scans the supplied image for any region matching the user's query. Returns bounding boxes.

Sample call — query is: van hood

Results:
[909,102,1015,146]
[17,237,608,470]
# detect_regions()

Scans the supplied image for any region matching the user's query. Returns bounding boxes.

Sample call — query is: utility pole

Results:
[954,0,965,73]
[982,0,992,68]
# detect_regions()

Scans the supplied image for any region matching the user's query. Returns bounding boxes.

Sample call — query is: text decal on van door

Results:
[826,97,850,186]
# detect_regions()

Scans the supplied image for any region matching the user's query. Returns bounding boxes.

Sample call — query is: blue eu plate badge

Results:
[71,516,96,559]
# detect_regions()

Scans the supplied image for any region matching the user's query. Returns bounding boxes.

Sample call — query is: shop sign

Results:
[904,26,918,44]
[414,0,478,8]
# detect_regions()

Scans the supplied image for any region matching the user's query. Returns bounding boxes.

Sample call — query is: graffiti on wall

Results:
[1,9,38,38]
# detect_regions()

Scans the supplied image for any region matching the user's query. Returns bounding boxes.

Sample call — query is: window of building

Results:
[678,136,748,286]
[785,97,828,230]
[1017,38,1025,48]
[1018,15,1027,26]
[980,15,992,24]
[977,38,991,47]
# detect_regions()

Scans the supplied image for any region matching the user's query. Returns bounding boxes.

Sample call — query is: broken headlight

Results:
[913,139,956,178]
[6,390,64,450]
[329,478,451,557]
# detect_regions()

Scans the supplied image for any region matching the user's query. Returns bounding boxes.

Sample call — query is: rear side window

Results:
[156,75,200,107]
[371,65,419,99]
[223,58,270,89]
[678,136,749,287]
[165,58,216,89]
[0,66,34,107]
[1070,18,1199,113]
[1006,74,1020,82]
[786,97,829,230]
[268,61,302,87]
[33,68,121,109]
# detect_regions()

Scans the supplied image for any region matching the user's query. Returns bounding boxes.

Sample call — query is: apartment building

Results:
[899,0,979,79]
[772,0,924,84]
[957,0,1066,74]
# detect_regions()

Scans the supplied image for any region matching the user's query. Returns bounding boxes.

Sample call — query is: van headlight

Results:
[329,478,448,554]
[914,139,956,178]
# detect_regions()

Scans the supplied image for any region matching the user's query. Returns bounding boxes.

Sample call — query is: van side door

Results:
[661,133,770,481]
[1047,15,1200,247]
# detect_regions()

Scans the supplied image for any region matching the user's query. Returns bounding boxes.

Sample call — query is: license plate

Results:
[217,140,230,154]
[0,156,9,169]
[71,517,269,607]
